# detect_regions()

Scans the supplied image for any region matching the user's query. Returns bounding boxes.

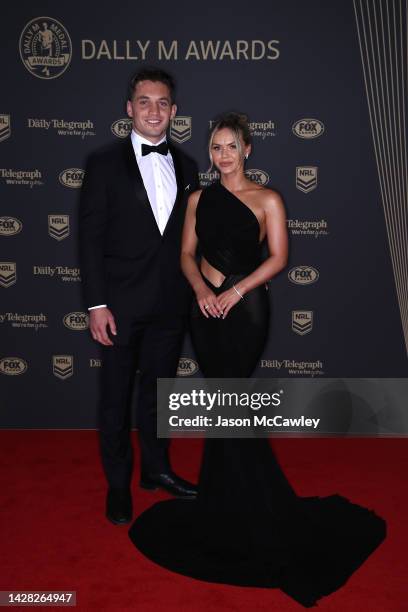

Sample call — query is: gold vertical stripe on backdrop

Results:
[354,0,408,354]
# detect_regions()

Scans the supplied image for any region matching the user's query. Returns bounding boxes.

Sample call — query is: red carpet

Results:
[0,432,406,611]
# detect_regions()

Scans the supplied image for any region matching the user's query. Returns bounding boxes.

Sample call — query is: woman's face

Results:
[210,127,250,175]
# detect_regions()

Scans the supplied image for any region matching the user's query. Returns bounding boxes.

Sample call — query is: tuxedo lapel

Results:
[123,137,161,236]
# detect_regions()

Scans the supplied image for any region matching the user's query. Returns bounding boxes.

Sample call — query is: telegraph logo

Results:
[288,266,319,285]
[0,115,11,142]
[292,119,324,139]
[48,215,69,241]
[170,117,192,143]
[19,17,72,79]
[177,357,199,376]
[0,217,22,236]
[53,355,73,379]
[296,166,318,192]
[111,118,132,138]
[245,169,270,186]
[0,262,16,288]
[59,168,84,188]
[292,310,313,335]
[0,357,28,376]
[63,312,89,331]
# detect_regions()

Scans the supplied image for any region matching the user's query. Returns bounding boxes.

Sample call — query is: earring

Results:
[245,154,249,160]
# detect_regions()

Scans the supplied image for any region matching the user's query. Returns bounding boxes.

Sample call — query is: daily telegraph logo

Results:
[48,215,69,240]
[177,357,199,376]
[199,171,220,187]
[59,168,84,188]
[0,312,48,330]
[53,355,73,379]
[0,217,22,236]
[170,117,191,143]
[0,115,11,142]
[292,119,324,139]
[33,266,81,282]
[245,169,269,186]
[28,118,95,138]
[296,167,318,193]
[111,118,132,138]
[0,262,16,288]
[0,357,28,376]
[63,312,89,331]
[288,266,319,285]
[19,17,72,79]
[292,310,313,335]
[0,169,43,187]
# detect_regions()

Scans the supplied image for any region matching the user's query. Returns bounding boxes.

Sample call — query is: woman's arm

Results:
[181,191,222,318]
[218,190,288,318]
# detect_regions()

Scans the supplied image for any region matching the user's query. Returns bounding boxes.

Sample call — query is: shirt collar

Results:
[131,130,168,158]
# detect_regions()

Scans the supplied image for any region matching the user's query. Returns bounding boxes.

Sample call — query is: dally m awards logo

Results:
[0,262,16,288]
[19,17,72,79]
[63,312,89,331]
[292,310,313,335]
[292,119,324,139]
[288,266,319,285]
[59,168,84,188]
[0,357,28,376]
[48,215,69,241]
[111,118,132,138]
[177,357,199,376]
[245,169,269,186]
[296,167,318,193]
[53,355,73,379]
[170,117,191,143]
[0,217,22,236]
[0,115,11,142]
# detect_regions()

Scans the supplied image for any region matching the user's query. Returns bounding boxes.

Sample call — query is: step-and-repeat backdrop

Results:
[1,0,407,427]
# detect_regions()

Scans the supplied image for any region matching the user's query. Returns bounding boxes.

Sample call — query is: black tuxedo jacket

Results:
[79,136,199,318]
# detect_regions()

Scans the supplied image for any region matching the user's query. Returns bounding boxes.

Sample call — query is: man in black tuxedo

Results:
[79,68,199,525]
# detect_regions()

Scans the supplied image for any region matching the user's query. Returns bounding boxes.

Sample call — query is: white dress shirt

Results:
[88,130,177,311]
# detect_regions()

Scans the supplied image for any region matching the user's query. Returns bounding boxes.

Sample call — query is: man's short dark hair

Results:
[127,67,176,103]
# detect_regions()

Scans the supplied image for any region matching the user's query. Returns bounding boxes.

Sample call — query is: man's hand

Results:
[89,307,117,346]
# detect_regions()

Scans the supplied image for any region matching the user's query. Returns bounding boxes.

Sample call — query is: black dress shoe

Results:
[140,471,197,498]
[106,488,132,525]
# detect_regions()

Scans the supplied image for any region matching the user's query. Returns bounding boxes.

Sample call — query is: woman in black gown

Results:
[129,113,386,607]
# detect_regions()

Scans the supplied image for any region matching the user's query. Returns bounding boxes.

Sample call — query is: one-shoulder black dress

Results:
[129,183,386,608]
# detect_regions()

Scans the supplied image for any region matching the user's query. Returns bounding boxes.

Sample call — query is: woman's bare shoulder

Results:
[187,189,203,209]
[257,186,285,212]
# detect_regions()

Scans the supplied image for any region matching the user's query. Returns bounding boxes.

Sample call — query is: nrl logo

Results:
[59,168,84,188]
[0,262,17,288]
[245,169,270,186]
[177,357,199,376]
[48,215,69,240]
[292,310,313,335]
[0,115,11,142]
[111,118,132,138]
[170,116,192,143]
[296,167,318,193]
[53,355,73,379]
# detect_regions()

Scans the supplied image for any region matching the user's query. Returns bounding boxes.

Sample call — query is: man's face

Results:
[126,80,177,143]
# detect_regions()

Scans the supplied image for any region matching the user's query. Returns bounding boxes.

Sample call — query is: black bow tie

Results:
[141,142,169,156]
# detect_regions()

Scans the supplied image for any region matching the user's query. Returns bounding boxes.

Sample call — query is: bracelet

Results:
[233,284,244,300]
